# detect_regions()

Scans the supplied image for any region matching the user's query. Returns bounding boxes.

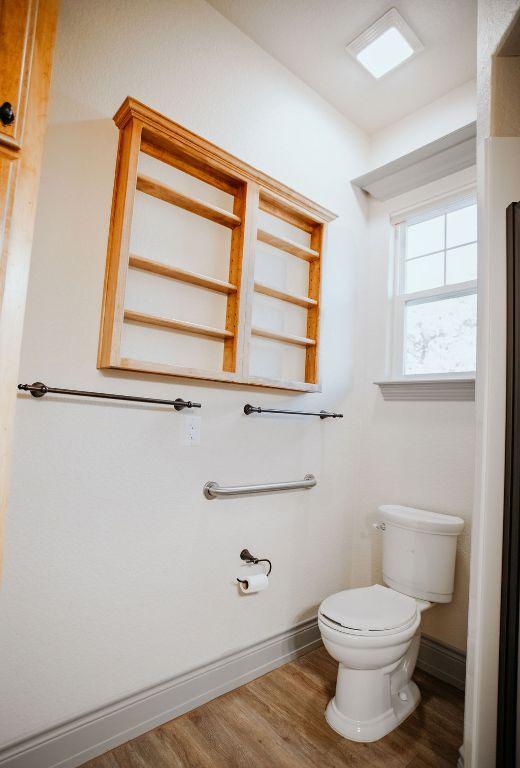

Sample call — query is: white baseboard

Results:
[417,634,466,691]
[0,618,321,768]
[0,622,466,768]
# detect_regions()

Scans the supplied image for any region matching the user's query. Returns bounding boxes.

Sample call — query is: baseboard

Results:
[417,634,466,691]
[0,622,466,768]
[0,618,321,768]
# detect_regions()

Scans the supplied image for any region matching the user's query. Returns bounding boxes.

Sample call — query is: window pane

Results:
[446,243,477,284]
[406,215,444,259]
[404,293,477,375]
[405,251,444,293]
[446,204,477,248]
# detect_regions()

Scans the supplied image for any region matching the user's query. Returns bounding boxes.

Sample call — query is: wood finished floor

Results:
[81,647,464,768]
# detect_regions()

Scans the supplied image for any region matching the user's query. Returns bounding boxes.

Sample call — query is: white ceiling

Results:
[207,0,477,134]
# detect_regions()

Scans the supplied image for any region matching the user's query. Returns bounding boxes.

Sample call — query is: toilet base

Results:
[325,679,421,742]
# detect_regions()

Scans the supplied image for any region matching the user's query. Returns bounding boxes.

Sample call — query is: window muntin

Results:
[393,197,477,379]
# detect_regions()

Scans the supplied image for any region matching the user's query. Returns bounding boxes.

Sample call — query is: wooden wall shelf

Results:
[253,282,317,309]
[129,255,238,295]
[124,310,234,340]
[136,174,241,229]
[256,228,319,262]
[251,326,317,347]
[98,97,337,392]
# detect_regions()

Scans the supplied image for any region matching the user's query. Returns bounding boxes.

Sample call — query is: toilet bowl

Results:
[319,504,464,742]
[319,584,428,741]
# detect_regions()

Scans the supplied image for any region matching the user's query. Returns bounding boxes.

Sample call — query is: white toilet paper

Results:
[239,573,269,594]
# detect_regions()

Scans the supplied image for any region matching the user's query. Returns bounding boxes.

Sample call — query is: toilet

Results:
[318,504,464,743]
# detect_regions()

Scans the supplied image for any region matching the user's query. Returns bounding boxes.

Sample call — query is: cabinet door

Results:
[0,0,38,150]
[0,0,58,575]
[0,153,16,281]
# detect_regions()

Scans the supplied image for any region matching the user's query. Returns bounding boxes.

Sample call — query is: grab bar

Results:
[203,474,316,500]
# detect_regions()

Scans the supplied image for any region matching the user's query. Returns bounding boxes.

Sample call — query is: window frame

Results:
[390,188,477,381]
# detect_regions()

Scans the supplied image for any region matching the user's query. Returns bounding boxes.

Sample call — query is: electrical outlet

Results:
[182,414,201,446]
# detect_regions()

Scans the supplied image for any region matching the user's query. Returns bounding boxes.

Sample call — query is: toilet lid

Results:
[319,584,417,633]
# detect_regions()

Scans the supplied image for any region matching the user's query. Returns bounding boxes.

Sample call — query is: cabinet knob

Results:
[0,102,15,126]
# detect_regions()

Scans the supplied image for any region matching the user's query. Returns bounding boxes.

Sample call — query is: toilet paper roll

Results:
[239,573,269,594]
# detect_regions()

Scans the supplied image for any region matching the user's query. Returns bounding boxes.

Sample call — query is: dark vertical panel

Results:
[498,202,520,766]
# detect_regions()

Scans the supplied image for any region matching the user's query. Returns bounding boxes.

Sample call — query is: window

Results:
[391,194,477,379]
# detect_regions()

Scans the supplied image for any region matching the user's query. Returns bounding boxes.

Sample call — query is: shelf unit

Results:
[98,97,337,392]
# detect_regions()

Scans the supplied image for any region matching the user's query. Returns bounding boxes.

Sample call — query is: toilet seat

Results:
[319,584,417,637]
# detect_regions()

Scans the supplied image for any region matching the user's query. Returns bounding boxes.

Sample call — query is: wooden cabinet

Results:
[0,0,58,570]
[0,0,38,150]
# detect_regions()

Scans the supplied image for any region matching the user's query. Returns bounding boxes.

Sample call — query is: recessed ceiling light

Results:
[347,8,423,79]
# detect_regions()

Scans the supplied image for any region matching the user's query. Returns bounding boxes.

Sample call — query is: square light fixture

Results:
[347,8,423,79]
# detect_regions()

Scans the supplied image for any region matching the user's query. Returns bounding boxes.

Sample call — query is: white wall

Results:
[370,80,477,170]
[0,0,370,747]
[0,0,480,753]
[477,0,520,139]
[352,166,476,652]
[351,75,479,657]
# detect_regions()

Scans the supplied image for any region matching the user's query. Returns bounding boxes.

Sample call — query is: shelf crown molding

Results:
[114,97,336,224]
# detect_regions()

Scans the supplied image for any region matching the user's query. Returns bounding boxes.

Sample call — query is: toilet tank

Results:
[378,505,464,603]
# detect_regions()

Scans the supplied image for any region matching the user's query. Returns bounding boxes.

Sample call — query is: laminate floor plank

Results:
[155,717,230,768]
[81,647,464,768]
[248,669,371,768]
[238,685,347,768]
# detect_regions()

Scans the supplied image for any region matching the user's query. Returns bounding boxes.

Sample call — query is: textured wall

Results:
[0,0,369,746]
[370,80,477,169]
[353,166,476,652]
[477,0,520,139]
[0,0,478,751]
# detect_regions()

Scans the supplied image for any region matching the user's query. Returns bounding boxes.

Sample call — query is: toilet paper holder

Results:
[236,548,272,586]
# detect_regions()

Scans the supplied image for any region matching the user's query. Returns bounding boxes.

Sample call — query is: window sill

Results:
[374,377,475,401]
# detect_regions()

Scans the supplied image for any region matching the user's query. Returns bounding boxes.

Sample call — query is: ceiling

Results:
[206,0,477,134]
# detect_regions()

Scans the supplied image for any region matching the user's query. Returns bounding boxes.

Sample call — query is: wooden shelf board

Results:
[140,135,241,197]
[254,281,317,309]
[116,358,319,391]
[124,309,233,340]
[129,255,237,295]
[245,373,320,392]
[259,191,317,234]
[251,326,316,347]
[136,174,241,229]
[257,228,319,262]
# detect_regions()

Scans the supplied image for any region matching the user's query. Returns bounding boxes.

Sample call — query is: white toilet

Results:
[318,504,464,743]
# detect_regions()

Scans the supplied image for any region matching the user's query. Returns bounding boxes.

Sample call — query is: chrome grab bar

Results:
[203,474,316,500]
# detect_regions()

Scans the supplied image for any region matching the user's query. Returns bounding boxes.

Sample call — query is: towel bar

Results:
[18,381,201,410]
[203,474,316,499]
[244,404,343,419]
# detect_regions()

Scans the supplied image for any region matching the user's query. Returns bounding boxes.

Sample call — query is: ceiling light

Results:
[347,8,423,79]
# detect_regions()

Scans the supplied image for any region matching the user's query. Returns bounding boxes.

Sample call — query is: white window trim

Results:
[376,186,477,401]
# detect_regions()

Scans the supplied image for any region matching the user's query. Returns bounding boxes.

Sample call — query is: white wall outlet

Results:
[182,414,201,446]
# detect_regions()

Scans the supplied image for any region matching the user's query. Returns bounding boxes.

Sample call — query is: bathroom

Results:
[0,1,519,766]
